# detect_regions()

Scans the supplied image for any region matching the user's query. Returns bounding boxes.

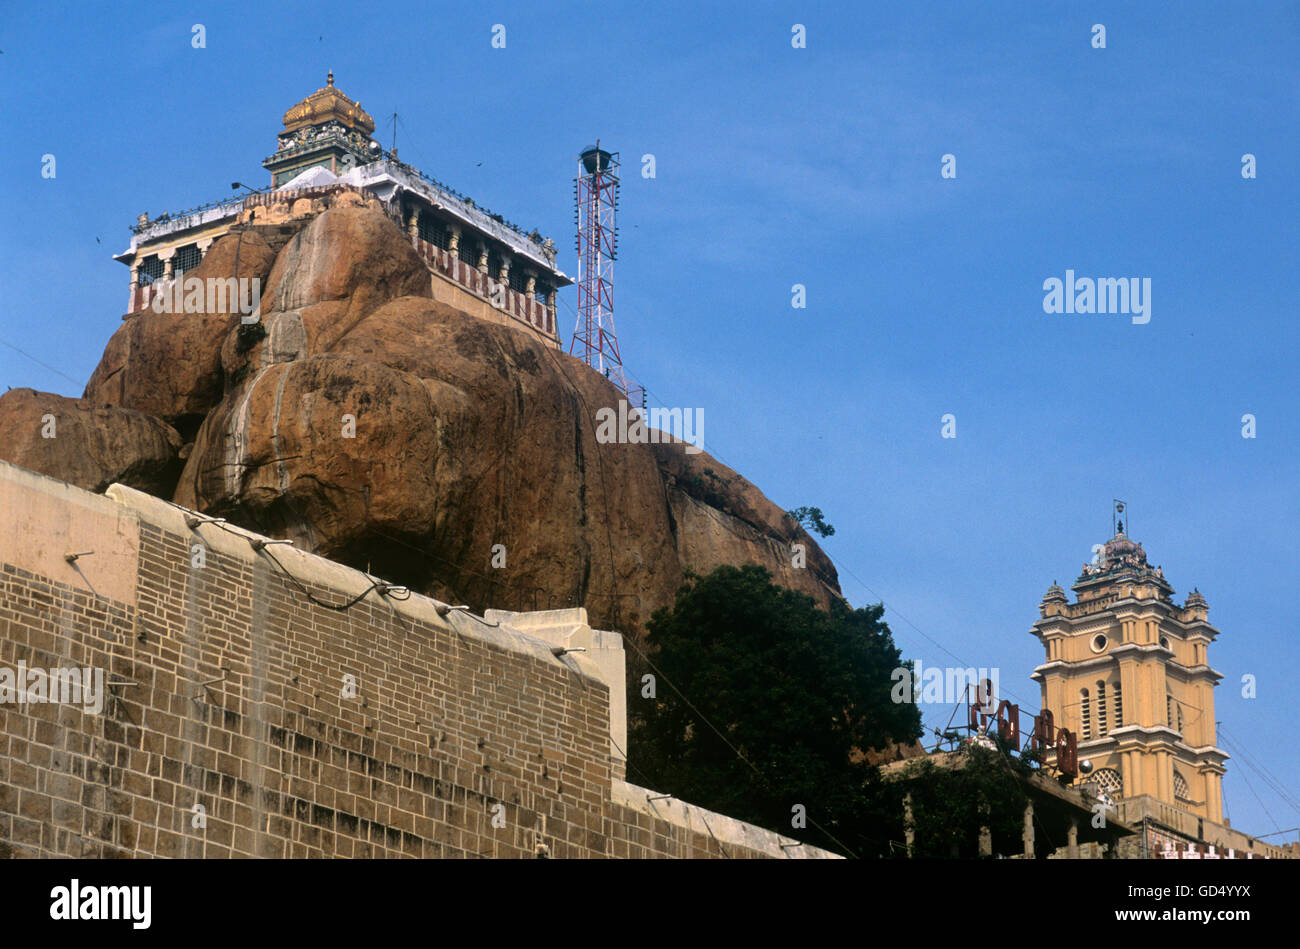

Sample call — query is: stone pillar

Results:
[407,205,420,242]
[1205,771,1223,824]
[477,247,489,274]
[525,272,537,301]
[499,253,512,285]
[128,263,141,314]
[976,800,993,857]
[448,224,461,255]
[1068,815,1080,858]
[1022,802,1035,859]
[1125,750,1139,798]
[903,793,915,858]
[196,237,214,258]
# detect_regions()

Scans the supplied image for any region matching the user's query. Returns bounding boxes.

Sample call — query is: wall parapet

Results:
[410,236,557,339]
[611,781,842,859]
[100,478,599,682]
[0,460,815,859]
[1116,794,1295,859]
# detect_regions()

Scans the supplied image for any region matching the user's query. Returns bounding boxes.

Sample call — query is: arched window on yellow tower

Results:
[1096,678,1122,735]
[1166,690,1185,735]
[1080,688,1092,740]
[1091,767,1123,801]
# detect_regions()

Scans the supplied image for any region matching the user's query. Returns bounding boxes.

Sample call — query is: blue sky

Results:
[2,2,1297,843]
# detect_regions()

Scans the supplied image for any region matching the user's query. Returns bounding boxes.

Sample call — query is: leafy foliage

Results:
[787,505,835,538]
[627,564,921,856]
[689,467,726,502]
[889,742,1032,858]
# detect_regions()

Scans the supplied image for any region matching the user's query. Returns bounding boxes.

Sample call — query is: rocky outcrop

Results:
[0,388,182,496]
[14,202,840,631]
[83,228,281,439]
[653,444,839,603]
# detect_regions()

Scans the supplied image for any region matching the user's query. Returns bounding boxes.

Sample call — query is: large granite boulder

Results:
[0,388,182,495]
[26,202,839,631]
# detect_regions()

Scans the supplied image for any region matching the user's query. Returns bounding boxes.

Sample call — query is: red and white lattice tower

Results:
[570,143,632,396]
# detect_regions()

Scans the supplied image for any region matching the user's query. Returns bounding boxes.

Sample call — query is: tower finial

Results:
[327,70,334,86]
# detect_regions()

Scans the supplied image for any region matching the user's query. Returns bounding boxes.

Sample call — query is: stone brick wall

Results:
[607,781,837,859]
[0,462,837,859]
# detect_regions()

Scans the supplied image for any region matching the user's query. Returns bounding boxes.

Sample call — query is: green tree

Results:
[627,564,921,856]
[787,505,835,537]
[891,741,1032,858]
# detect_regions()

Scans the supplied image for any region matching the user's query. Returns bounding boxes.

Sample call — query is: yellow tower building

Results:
[1030,508,1227,824]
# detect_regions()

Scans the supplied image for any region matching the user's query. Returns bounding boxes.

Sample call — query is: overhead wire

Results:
[0,338,84,387]
[1219,725,1300,811]
[1218,727,1300,819]
[162,498,409,614]
[1225,748,1281,835]
[259,545,381,611]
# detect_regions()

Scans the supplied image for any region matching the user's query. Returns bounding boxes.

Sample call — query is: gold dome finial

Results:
[280,73,375,136]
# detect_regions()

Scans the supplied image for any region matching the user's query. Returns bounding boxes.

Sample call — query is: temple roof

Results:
[1074,529,1173,597]
[1041,582,1068,603]
[282,71,375,136]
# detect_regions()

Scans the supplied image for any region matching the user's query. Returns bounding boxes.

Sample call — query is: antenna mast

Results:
[569,142,631,396]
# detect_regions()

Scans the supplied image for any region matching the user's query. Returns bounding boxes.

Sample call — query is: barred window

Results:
[139,255,164,285]
[487,248,503,279]
[458,236,478,266]
[534,282,551,305]
[418,213,450,250]
[1096,681,1108,736]
[174,244,201,277]
[509,266,529,295]
[1080,689,1092,740]
[1113,683,1123,728]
